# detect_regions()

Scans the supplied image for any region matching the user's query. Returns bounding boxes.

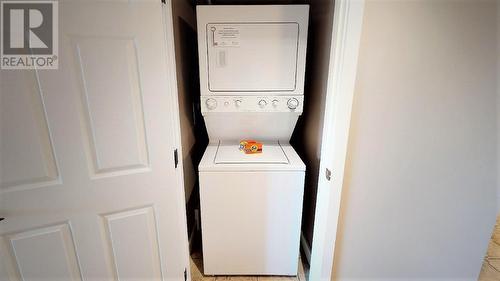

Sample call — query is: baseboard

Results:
[300,231,311,265]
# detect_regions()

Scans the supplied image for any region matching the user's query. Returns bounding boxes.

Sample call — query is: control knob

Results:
[206,98,217,110]
[258,99,267,108]
[287,98,299,110]
[234,99,242,107]
[272,100,279,108]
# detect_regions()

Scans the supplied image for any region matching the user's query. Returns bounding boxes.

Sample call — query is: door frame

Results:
[308,1,365,281]
[161,0,191,279]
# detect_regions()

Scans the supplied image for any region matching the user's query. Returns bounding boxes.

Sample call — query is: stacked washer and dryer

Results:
[197,5,309,276]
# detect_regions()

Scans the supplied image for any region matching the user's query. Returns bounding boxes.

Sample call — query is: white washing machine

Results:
[199,141,305,275]
[196,5,309,276]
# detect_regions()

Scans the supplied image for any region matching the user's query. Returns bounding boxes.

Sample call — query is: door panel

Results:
[103,207,162,281]
[72,36,150,177]
[0,70,60,192]
[7,224,82,281]
[0,1,188,281]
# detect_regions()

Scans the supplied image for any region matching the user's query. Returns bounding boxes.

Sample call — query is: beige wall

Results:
[497,0,500,212]
[333,1,498,280]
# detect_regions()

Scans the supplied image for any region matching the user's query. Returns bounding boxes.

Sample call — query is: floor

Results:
[478,216,500,280]
[190,251,308,281]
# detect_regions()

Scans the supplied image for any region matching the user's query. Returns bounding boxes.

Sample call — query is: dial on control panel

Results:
[287,98,299,110]
[258,99,267,108]
[206,98,217,110]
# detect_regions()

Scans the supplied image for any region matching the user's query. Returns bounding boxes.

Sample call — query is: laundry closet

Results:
[171,0,340,278]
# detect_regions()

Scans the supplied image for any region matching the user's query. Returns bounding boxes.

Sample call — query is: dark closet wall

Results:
[291,0,335,251]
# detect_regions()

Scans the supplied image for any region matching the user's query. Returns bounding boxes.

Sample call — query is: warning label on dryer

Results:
[212,26,240,47]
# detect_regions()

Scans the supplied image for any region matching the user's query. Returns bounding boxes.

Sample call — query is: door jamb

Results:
[308,1,365,281]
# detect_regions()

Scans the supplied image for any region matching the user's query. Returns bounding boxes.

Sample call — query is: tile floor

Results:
[478,216,500,281]
[190,252,308,281]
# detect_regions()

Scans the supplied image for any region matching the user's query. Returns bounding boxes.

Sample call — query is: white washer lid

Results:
[215,141,289,164]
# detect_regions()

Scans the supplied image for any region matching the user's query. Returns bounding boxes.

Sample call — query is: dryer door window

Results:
[206,23,299,93]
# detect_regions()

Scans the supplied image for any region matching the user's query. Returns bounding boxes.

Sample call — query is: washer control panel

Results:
[201,96,304,113]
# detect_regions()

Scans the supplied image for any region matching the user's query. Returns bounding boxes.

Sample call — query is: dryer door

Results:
[206,23,299,93]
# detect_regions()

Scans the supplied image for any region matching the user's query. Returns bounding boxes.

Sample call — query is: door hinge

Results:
[325,168,332,181]
[184,268,187,281]
[174,149,179,168]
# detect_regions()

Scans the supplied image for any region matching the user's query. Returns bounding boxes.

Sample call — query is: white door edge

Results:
[161,1,191,280]
[308,1,365,281]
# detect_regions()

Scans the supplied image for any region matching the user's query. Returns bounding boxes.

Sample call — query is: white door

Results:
[308,1,365,281]
[0,1,189,281]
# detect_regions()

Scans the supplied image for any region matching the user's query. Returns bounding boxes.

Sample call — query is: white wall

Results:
[332,1,498,280]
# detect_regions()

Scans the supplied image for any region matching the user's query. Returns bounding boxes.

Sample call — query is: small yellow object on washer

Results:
[239,140,263,154]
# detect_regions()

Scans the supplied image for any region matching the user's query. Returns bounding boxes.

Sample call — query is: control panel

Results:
[201,96,304,114]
